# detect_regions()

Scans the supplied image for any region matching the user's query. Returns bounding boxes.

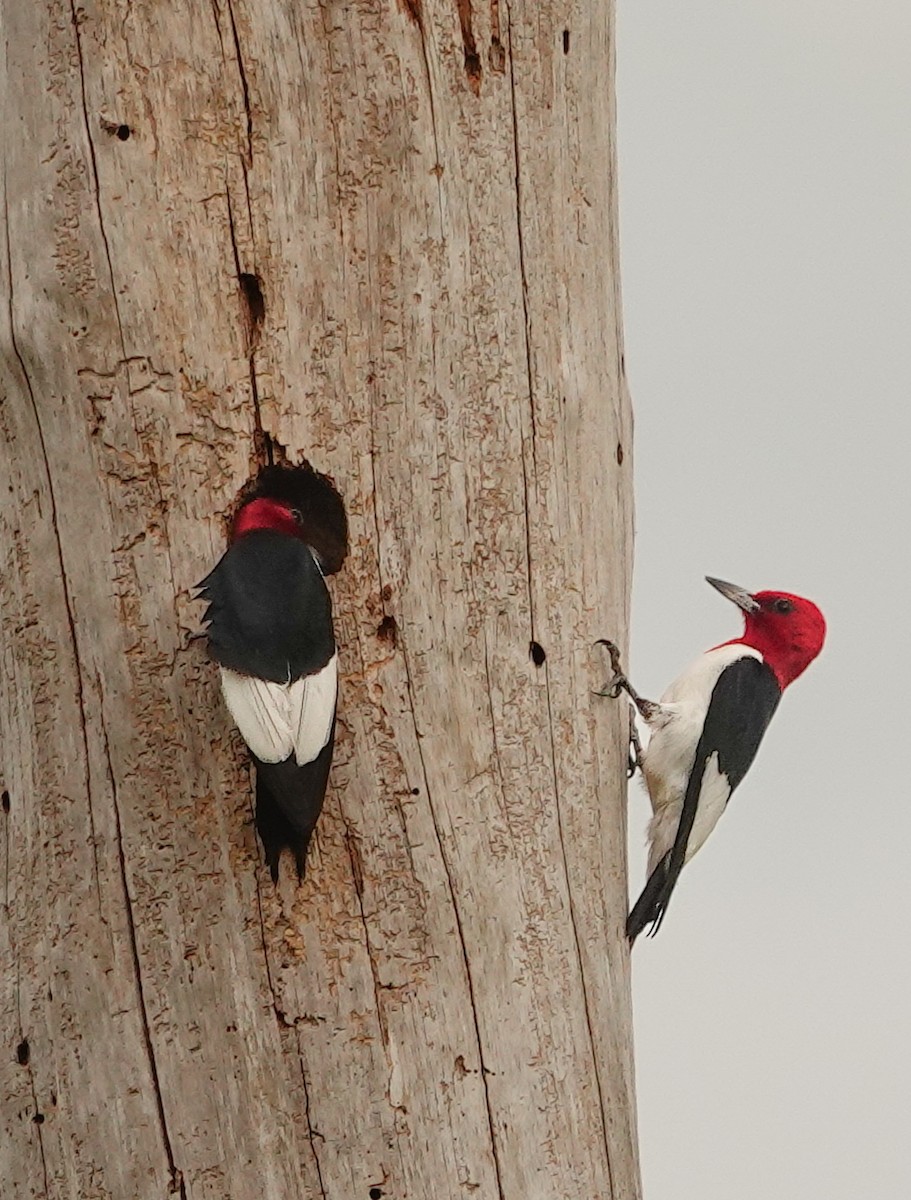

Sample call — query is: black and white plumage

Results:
[600,576,826,942]
[627,645,781,940]
[199,462,348,880]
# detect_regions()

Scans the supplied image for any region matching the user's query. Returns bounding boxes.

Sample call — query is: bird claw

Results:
[593,638,629,698]
[595,638,648,777]
[593,678,625,700]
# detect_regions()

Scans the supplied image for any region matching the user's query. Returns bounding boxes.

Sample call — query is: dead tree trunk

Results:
[0,2,637,1197]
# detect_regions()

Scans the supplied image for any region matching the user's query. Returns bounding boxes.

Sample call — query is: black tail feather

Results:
[253,729,334,882]
[626,853,676,943]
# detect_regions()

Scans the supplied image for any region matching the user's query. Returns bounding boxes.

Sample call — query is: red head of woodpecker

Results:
[198,461,348,881]
[600,576,826,942]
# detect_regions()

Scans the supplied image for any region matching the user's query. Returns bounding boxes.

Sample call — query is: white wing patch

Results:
[220,655,337,765]
[291,658,338,765]
[646,753,733,873]
[641,644,763,874]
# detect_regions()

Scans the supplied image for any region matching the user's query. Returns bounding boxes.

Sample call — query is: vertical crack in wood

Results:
[225,0,255,170]
[98,698,186,1200]
[517,442,538,640]
[504,6,618,1187]
[398,643,506,1200]
[503,5,537,471]
[225,181,265,451]
[68,1,127,364]
[208,0,226,52]
[295,1047,329,1200]
[2,183,103,912]
[503,5,538,649]
[411,3,445,230]
[215,1,267,462]
[5,183,64,1195]
[2,786,9,915]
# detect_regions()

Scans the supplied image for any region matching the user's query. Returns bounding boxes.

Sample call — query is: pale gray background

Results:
[616,2,911,1197]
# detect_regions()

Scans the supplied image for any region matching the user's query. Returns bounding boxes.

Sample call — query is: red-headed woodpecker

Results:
[198,461,348,881]
[599,577,826,942]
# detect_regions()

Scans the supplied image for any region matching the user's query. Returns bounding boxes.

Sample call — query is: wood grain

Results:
[0,2,638,1196]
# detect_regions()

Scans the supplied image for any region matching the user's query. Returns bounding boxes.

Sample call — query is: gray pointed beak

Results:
[705,576,760,614]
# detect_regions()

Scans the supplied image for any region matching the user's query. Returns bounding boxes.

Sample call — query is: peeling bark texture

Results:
[0,2,637,1198]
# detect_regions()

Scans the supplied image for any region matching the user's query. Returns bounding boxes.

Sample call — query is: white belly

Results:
[639,642,761,872]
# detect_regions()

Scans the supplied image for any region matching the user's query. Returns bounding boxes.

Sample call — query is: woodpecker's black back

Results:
[200,458,348,882]
[199,530,335,683]
[627,654,781,941]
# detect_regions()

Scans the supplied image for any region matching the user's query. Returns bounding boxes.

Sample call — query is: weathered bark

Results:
[0,2,637,1197]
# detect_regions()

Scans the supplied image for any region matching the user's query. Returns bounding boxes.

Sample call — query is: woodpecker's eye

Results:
[773,598,794,614]
[290,507,303,524]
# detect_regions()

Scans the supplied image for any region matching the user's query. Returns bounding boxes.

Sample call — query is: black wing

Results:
[254,719,335,882]
[627,655,781,941]
[198,529,334,683]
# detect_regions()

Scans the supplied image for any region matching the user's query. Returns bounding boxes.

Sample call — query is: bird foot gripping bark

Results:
[594,638,660,718]
[626,720,645,779]
[593,638,630,700]
[594,638,652,778]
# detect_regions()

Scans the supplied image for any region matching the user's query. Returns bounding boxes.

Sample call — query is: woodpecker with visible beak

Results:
[198,461,348,880]
[599,577,826,942]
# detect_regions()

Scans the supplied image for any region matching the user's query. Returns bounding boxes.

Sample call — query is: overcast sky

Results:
[616,3,911,1197]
